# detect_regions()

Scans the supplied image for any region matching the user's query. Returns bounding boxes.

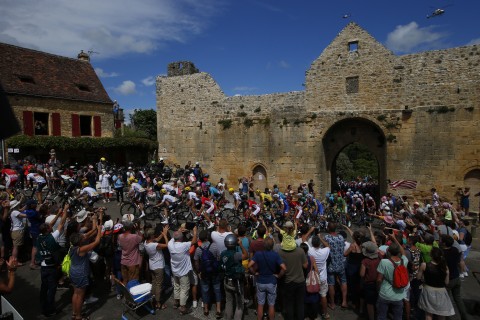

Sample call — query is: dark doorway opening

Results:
[323,118,386,199]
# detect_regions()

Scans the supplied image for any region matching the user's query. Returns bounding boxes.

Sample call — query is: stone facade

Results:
[157,23,480,200]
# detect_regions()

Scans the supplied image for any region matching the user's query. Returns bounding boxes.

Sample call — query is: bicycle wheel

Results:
[227,215,241,230]
[144,205,159,221]
[175,210,193,227]
[120,202,137,217]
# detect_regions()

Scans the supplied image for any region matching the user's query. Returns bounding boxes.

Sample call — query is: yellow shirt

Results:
[280,230,296,251]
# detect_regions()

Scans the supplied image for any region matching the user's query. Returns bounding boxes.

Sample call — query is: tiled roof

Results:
[0,43,112,104]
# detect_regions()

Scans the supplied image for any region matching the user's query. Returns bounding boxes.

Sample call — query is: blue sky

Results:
[2,0,480,119]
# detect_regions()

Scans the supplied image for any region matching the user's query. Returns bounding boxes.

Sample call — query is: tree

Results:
[336,152,354,180]
[129,109,157,141]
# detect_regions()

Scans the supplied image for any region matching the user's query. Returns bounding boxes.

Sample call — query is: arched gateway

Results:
[322,118,387,196]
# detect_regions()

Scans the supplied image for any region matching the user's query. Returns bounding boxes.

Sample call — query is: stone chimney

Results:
[77,50,90,62]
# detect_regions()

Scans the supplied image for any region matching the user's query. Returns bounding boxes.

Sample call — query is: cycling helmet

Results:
[157,180,163,185]
[128,176,135,181]
[241,194,248,200]
[83,181,89,187]
[161,189,167,194]
[203,174,209,178]
[170,190,176,197]
[100,157,106,161]
[273,194,279,199]
[224,234,238,250]
[185,186,191,192]
[228,187,234,193]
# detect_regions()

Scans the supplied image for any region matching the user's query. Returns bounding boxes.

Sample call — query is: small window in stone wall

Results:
[348,41,358,52]
[346,76,359,94]
[80,115,92,136]
[34,112,49,135]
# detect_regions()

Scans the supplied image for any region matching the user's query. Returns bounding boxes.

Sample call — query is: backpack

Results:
[389,258,409,289]
[221,249,244,279]
[96,233,114,257]
[463,230,472,246]
[61,247,72,276]
[199,243,219,276]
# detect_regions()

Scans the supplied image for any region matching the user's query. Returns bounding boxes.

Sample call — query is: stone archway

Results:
[322,118,387,196]
[252,164,267,192]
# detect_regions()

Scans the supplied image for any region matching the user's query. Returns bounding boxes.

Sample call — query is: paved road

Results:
[4,199,480,319]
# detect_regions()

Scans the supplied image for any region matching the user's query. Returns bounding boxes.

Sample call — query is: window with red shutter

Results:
[52,113,61,136]
[23,111,34,136]
[93,116,101,137]
[71,114,80,137]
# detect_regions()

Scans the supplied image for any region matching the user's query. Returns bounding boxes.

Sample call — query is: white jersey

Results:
[187,192,199,201]
[160,194,177,204]
[232,192,241,201]
[162,184,174,192]
[80,187,99,197]
[27,172,46,184]
[130,182,145,193]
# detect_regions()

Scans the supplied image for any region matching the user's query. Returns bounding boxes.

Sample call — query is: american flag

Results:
[389,180,418,189]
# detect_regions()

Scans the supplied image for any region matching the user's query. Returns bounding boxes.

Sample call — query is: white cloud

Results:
[279,60,290,69]
[115,80,136,95]
[467,38,480,46]
[0,0,224,59]
[386,22,446,53]
[94,67,119,78]
[141,76,156,87]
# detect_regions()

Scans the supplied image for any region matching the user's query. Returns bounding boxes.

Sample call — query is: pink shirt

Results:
[118,233,142,266]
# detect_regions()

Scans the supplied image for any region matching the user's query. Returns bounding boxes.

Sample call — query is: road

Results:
[3,199,480,319]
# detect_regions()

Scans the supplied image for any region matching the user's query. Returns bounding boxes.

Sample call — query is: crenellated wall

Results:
[157,23,480,200]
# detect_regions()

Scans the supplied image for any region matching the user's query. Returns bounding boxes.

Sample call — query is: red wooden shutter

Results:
[71,114,80,137]
[23,111,34,136]
[93,116,101,137]
[52,113,61,136]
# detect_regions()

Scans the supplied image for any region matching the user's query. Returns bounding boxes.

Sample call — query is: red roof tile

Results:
[0,43,112,104]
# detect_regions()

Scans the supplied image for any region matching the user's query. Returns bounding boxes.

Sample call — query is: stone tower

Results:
[167,61,199,77]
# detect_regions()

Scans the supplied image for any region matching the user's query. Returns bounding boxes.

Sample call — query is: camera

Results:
[185,222,196,230]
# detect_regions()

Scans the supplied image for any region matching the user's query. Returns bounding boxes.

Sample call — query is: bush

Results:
[6,135,157,151]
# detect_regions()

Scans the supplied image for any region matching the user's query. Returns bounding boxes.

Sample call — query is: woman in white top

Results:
[144,226,169,310]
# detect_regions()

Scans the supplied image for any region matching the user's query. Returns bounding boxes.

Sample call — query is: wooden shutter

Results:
[93,116,101,137]
[51,113,61,136]
[71,114,80,137]
[23,111,34,136]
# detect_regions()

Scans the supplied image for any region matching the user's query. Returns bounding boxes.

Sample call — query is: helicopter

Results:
[427,4,452,19]
[427,8,445,18]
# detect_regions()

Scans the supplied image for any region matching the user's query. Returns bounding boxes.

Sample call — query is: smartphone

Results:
[185,222,196,230]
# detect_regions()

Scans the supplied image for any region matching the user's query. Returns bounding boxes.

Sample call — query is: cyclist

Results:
[153,180,163,200]
[77,181,100,207]
[156,190,178,224]
[186,188,201,213]
[26,169,47,203]
[256,189,273,209]
[228,187,242,210]
[128,177,147,218]
[207,182,222,202]
[197,193,215,229]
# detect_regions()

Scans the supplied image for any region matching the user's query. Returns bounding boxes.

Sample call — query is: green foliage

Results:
[386,134,397,142]
[254,107,261,113]
[6,135,156,151]
[239,104,244,109]
[129,109,157,141]
[238,112,247,117]
[376,114,386,121]
[335,143,379,180]
[218,119,233,130]
[243,118,254,128]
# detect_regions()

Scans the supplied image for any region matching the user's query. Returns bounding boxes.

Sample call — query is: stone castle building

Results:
[157,23,480,199]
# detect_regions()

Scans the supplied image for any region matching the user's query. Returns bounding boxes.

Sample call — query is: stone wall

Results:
[157,23,480,200]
